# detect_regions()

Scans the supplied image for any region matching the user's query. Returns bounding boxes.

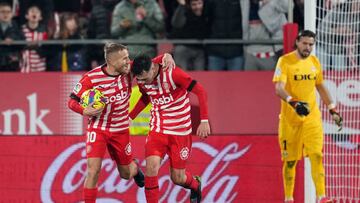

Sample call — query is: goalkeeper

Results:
[272,30,342,203]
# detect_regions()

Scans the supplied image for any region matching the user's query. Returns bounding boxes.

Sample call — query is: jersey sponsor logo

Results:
[151,95,174,105]
[73,83,82,94]
[104,90,128,104]
[180,147,189,160]
[294,74,316,81]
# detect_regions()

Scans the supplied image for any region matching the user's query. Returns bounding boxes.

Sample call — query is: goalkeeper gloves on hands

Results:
[330,108,343,131]
[289,100,310,116]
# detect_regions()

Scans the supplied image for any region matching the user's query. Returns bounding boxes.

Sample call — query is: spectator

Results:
[20,5,48,73]
[317,0,360,70]
[0,2,24,72]
[243,0,290,71]
[47,12,86,71]
[111,0,164,59]
[206,0,244,71]
[170,0,209,71]
[86,0,112,69]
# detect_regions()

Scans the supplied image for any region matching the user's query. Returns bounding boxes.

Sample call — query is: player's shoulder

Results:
[308,54,321,67]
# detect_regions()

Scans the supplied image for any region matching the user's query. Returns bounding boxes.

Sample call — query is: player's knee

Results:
[309,153,323,161]
[145,162,160,176]
[87,167,101,180]
[170,172,185,185]
[120,170,131,180]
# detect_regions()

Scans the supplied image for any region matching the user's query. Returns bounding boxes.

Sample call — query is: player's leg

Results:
[84,130,107,203]
[279,120,303,202]
[107,131,144,187]
[168,134,201,203]
[144,132,167,203]
[303,122,330,201]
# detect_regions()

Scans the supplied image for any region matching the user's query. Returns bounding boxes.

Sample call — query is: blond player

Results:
[272,30,342,203]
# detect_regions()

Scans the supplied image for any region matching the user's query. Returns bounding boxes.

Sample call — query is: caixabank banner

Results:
[0,135,305,203]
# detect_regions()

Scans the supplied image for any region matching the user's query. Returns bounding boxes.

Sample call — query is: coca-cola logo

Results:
[40,142,250,202]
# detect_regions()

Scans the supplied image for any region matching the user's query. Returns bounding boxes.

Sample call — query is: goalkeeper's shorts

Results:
[278,119,324,161]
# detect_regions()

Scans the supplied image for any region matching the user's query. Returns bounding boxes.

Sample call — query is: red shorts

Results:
[86,129,132,165]
[145,131,192,169]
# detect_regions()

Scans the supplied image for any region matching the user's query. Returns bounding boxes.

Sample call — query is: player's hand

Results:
[83,102,104,117]
[162,53,175,70]
[120,19,132,29]
[289,100,310,116]
[196,121,210,140]
[330,108,343,131]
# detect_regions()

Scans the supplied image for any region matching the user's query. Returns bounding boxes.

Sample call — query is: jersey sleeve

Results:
[172,68,209,120]
[313,56,324,85]
[152,54,164,64]
[68,75,93,115]
[171,67,193,89]
[272,57,288,83]
[72,75,93,99]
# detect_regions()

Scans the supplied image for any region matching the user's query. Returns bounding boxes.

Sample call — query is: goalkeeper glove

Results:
[289,100,310,116]
[329,108,343,131]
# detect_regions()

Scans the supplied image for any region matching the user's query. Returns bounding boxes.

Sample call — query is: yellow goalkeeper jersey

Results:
[272,51,323,125]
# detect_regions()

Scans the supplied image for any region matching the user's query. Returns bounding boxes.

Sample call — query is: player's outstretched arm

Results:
[316,83,343,131]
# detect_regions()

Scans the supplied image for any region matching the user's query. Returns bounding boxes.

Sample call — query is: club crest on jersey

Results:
[73,83,82,94]
[311,66,316,72]
[163,82,170,92]
[180,147,190,160]
[125,143,132,155]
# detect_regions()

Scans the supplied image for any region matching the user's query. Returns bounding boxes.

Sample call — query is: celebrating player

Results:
[67,42,174,203]
[130,54,211,203]
[273,30,343,203]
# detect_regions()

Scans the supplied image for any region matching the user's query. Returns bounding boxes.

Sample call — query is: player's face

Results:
[109,49,130,74]
[136,63,156,85]
[296,36,315,59]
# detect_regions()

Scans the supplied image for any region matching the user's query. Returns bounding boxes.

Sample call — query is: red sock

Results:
[184,171,199,191]
[145,176,159,203]
[83,187,98,203]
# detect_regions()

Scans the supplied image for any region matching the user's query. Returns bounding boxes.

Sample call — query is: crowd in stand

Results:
[0,0,304,72]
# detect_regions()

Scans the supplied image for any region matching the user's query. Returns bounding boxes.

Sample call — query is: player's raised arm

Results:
[152,53,175,70]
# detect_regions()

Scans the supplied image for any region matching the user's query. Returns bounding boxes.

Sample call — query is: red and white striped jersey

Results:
[138,67,193,136]
[20,24,47,73]
[72,65,132,133]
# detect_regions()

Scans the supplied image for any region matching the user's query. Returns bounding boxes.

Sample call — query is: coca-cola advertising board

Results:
[0,135,305,203]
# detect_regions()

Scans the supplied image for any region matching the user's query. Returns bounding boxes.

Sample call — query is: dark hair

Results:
[104,42,127,61]
[0,2,11,8]
[296,30,316,40]
[131,54,152,76]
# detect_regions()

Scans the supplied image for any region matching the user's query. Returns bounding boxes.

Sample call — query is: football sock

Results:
[283,160,297,199]
[145,176,159,203]
[83,187,97,203]
[184,171,199,191]
[309,154,326,197]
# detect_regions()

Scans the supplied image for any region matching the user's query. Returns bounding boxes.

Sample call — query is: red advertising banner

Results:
[0,72,279,135]
[0,135,305,203]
